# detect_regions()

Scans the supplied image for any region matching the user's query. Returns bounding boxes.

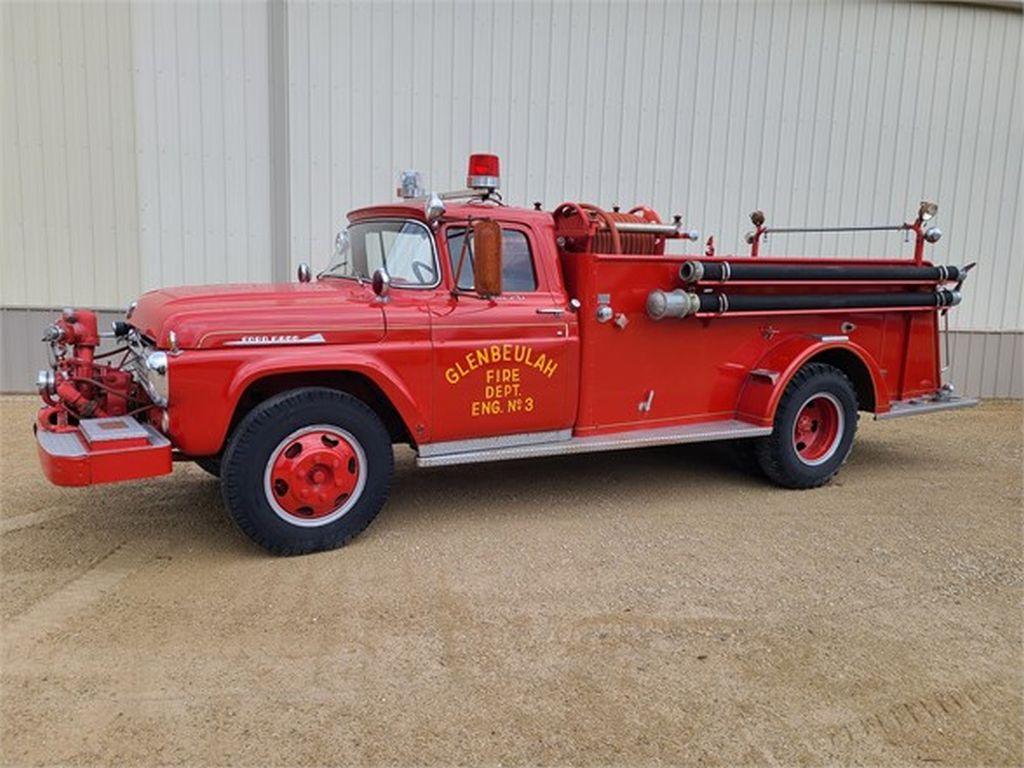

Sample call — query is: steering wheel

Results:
[411,260,437,285]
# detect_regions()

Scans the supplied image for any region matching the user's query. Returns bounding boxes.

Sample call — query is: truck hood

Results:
[130,280,385,349]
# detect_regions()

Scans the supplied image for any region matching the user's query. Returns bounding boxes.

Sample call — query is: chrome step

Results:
[416,419,771,468]
[876,394,979,420]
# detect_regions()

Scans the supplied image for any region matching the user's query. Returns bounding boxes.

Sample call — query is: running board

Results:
[876,394,979,420]
[416,420,771,468]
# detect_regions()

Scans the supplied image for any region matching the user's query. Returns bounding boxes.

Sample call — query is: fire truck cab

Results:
[34,154,976,554]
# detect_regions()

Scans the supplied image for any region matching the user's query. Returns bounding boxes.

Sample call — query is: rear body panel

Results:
[561,252,943,435]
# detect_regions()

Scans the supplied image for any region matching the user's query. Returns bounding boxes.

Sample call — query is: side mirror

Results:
[371,267,390,299]
[471,219,502,297]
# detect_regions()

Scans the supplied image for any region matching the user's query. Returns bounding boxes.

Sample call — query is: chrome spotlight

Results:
[918,201,938,222]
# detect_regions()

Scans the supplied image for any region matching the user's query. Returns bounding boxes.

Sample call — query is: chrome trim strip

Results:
[417,429,572,458]
[416,420,771,468]
[875,396,979,420]
[223,332,327,347]
[813,334,850,343]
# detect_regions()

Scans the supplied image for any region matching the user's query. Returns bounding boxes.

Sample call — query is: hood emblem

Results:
[224,332,326,347]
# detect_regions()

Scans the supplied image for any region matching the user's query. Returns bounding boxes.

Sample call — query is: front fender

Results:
[165,346,429,456]
[735,336,889,427]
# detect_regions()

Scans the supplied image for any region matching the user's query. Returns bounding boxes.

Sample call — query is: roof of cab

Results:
[347,200,553,227]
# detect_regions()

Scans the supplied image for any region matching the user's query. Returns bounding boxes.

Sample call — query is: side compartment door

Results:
[429,223,573,443]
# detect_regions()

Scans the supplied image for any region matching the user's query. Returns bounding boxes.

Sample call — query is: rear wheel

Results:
[755,363,858,489]
[221,387,393,555]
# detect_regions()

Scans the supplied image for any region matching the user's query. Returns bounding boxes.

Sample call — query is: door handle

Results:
[535,307,565,316]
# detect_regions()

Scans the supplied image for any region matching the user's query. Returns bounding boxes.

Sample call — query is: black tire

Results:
[754,363,858,489]
[194,457,221,478]
[220,387,393,555]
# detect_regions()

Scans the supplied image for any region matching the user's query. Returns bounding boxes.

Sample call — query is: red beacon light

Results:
[467,153,501,191]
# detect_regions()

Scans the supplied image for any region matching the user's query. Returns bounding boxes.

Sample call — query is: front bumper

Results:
[35,415,172,487]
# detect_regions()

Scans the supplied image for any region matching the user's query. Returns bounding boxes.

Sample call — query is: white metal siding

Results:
[132,0,273,292]
[1,1,139,309]
[0,0,1020,397]
[1,0,274,307]
[287,0,1022,334]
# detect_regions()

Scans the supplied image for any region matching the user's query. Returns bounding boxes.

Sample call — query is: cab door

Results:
[429,222,573,443]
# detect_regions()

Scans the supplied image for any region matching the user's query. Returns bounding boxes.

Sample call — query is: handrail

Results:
[744,202,941,264]
[758,224,909,234]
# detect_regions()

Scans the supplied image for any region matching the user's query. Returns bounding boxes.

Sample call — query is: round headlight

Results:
[924,227,942,243]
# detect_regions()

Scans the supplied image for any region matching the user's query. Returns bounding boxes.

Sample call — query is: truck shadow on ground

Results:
[387,434,949,524]
[16,434,948,561]
[22,443,756,559]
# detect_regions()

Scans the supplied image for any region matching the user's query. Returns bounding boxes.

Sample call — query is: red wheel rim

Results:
[792,393,844,466]
[263,425,366,526]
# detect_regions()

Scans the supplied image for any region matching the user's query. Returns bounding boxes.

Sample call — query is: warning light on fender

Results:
[467,154,500,191]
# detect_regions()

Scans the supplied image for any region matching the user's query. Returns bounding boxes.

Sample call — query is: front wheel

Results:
[754,363,858,489]
[221,387,393,555]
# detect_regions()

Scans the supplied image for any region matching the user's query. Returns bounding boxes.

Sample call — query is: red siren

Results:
[467,153,500,191]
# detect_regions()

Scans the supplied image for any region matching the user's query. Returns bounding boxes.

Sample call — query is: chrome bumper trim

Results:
[36,429,87,457]
[875,395,979,420]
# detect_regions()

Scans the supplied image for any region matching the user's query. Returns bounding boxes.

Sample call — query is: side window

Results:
[446,227,538,292]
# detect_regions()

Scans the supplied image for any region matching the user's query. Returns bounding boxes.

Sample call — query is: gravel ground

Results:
[1,395,1021,766]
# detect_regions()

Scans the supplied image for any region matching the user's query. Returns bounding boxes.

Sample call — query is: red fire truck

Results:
[34,154,976,554]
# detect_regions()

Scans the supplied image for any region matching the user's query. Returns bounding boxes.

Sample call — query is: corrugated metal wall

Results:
[132,0,273,290]
[1,1,139,308]
[287,0,1023,336]
[0,0,273,312]
[1,0,1021,396]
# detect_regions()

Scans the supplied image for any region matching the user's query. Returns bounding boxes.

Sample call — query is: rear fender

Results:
[736,336,889,427]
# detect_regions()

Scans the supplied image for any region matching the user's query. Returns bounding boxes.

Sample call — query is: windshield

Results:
[320,219,439,287]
